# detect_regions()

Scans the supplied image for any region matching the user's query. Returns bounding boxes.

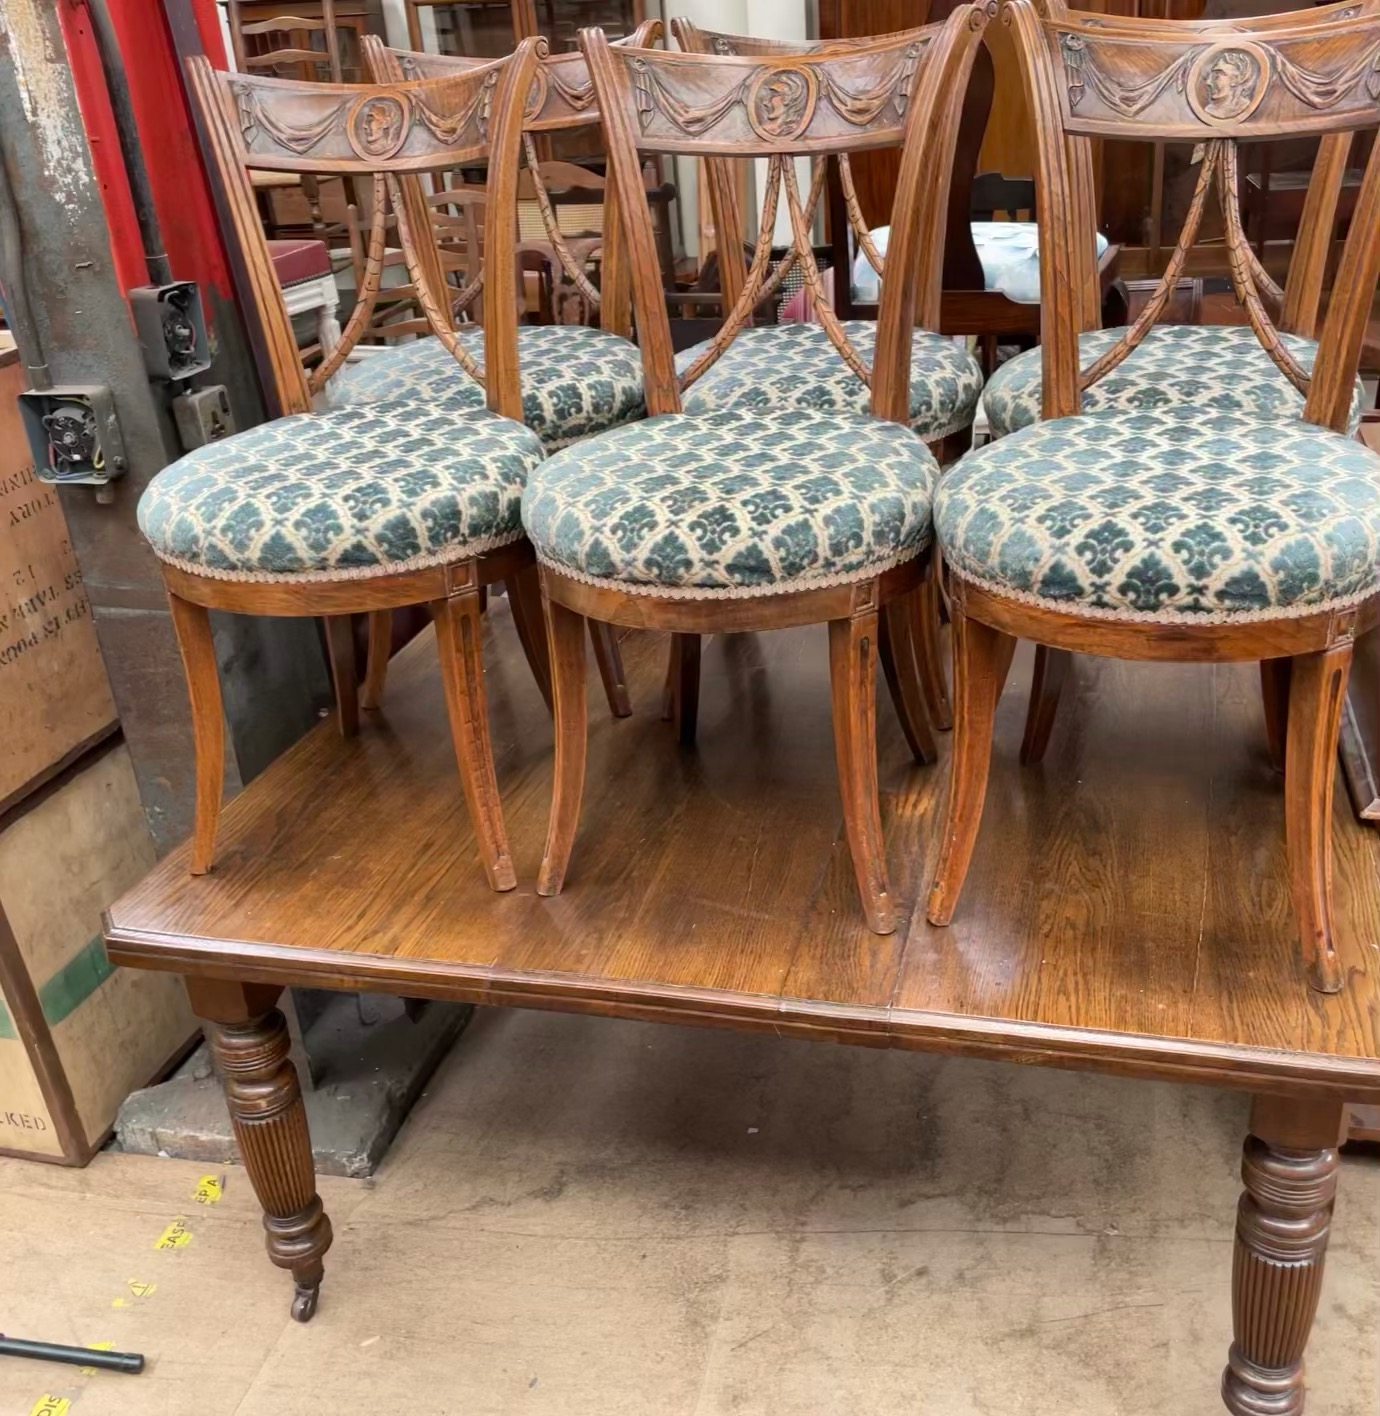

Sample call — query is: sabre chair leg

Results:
[537,594,589,897]
[167,590,225,876]
[1020,646,1072,766]
[828,606,896,936]
[1261,657,1292,775]
[916,571,952,732]
[324,615,360,738]
[360,610,392,712]
[926,608,1017,926]
[431,589,516,892]
[590,621,632,718]
[1284,643,1352,994]
[879,586,938,766]
[506,565,553,712]
[661,633,702,747]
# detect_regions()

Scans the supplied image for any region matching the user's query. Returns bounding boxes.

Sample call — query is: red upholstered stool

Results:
[268,238,341,369]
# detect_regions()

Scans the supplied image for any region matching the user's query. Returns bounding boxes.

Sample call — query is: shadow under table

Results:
[104,599,1380,1413]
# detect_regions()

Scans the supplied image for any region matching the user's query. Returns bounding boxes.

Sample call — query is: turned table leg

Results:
[185,978,334,1322]
[1221,1095,1344,1416]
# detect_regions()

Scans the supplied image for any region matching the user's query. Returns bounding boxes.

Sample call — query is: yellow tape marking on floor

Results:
[153,1216,192,1250]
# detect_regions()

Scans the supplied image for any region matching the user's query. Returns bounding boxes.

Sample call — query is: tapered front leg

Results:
[185,978,333,1322]
[1222,1095,1344,1416]
[879,587,938,766]
[661,633,701,747]
[324,614,360,738]
[1020,646,1071,767]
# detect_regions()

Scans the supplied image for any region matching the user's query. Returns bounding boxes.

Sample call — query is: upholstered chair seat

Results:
[330,325,646,451]
[674,322,984,443]
[522,408,938,597]
[936,410,1380,621]
[138,404,543,581]
[983,325,1367,440]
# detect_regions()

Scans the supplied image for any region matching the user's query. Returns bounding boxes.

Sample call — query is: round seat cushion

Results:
[935,410,1380,623]
[138,403,543,582]
[330,325,646,451]
[674,322,983,442]
[522,409,939,599]
[983,325,1367,439]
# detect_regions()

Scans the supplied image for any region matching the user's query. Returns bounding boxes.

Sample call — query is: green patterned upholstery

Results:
[983,325,1367,439]
[138,404,543,582]
[674,323,983,442]
[522,409,938,599]
[331,325,646,451]
[935,411,1380,622]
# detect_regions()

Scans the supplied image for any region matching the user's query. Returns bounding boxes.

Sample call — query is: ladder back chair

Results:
[928,3,1380,1018]
[521,11,989,934]
[143,44,553,893]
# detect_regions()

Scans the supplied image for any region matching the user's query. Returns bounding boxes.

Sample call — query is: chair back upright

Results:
[584,9,988,425]
[1016,0,1380,413]
[186,41,539,420]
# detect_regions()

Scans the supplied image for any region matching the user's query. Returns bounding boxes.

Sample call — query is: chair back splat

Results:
[361,21,665,341]
[1007,0,1380,431]
[186,42,540,421]
[582,9,989,425]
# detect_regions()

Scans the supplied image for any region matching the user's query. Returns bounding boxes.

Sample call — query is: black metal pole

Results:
[79,0,173,287]
[0,1335,144,1374]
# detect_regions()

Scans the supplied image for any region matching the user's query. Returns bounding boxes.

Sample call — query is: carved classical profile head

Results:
[748,67,815,141]
[1200,49,1259,119]
[351,95,408,158]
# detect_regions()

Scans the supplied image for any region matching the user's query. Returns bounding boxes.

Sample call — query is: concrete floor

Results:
[2,1008,1376,1416]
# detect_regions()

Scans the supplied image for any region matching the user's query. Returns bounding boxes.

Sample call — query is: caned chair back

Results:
[1007,0,1380,433]
[583,9,989,424]
[186,42,539,420]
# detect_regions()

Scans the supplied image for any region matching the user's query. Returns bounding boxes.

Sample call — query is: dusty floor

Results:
[2,1008,1376,1416]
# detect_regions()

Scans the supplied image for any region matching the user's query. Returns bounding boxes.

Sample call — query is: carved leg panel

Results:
[203,993,333,1322]
[1222,1098,1343,1416]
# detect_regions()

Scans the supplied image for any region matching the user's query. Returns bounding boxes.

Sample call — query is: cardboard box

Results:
[0,745,196,1163]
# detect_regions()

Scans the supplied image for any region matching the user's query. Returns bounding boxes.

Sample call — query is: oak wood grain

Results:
[106,602,1380,1100]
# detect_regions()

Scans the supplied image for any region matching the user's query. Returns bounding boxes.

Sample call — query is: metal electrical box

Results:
[17,387,127,485]
[129,280,212,380]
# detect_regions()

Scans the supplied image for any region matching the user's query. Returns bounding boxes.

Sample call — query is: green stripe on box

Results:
[38,935,115,1028]
[0,999,14,1040]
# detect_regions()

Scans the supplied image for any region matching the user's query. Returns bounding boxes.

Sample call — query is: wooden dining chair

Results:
[357,25,666,717]
[979,0,1375,772]
[521,11,988,934]
[928,3,1380,1014]
[143,44,558,891]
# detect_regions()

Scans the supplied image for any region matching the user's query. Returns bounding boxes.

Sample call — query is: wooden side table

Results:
[106,617,1380,1411]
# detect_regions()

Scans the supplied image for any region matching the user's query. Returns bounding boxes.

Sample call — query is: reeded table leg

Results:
[1221,1095,1344,1416]
[186,978,334,1322]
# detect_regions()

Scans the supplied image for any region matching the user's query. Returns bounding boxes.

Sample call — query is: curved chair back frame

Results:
[583,10,989,426]
[361,22,664,339]
[1007,0,1380,431]
[187,43,540,422]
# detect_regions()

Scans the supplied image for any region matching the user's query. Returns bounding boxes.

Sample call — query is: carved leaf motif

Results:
[234,83,347,155]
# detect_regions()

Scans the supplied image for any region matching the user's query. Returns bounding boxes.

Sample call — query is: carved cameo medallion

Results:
[746,66,818,142]
[1187,44,1268,126]
[348,93,410,159]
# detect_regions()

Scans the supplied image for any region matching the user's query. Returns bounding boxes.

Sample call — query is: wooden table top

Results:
[105,601,1380,1101]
